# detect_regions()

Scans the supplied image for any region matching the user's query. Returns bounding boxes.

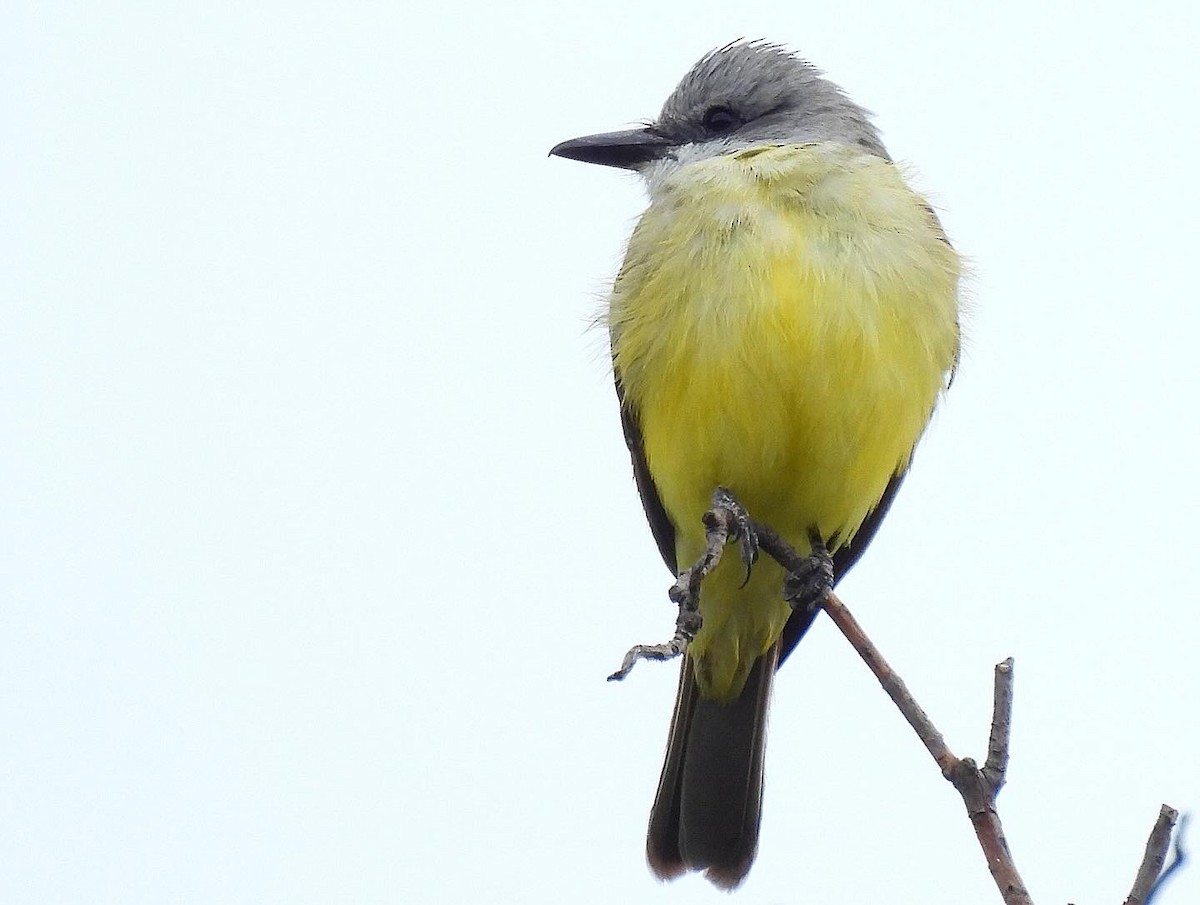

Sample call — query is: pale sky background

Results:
[4,3,1199,904]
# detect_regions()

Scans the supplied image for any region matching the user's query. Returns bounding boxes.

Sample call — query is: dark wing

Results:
[777,469,908,666]
[615,372,678,575]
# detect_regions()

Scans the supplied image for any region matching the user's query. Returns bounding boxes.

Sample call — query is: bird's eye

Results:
[701,105,740,134]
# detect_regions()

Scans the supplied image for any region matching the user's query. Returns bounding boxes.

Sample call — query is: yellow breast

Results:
[610,142,960,697]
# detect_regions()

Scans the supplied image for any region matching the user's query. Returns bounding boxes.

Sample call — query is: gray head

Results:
[550,41,888,174]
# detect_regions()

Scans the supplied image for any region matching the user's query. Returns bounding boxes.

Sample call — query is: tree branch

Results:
[1146,812,1188,904]
[609,495,1184,902]
[982,658,1013,793]
[754,523,1031,904]
[819,591,1031,904]
[1126,805,1180,905]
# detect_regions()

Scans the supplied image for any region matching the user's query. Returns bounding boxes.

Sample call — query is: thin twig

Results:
[613,494,1184,902]
[755,525,1032,904]
[982,658,1014,792]
[607,492,738,681]
[825,593,1031,903]
[822,591,961,775]
[1126,805,1180,905]
[1146,812,1188,904]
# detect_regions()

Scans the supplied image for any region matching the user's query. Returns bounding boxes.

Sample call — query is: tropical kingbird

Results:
[551,41,960,888]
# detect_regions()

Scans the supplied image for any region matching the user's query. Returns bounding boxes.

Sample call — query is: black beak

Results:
[549,127,674,170]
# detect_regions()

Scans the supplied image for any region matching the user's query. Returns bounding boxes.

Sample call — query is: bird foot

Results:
[782,532,834,611]
[710,487,758,586]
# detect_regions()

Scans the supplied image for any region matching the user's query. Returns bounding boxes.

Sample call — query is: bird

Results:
[550,40,961,889]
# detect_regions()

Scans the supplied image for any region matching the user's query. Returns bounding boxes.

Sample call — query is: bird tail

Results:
[646,641,779,889]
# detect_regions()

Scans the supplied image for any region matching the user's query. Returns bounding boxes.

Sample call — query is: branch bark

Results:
[752,521,1182,905]
[1126,805,1180,905]
[608,495,1183,902]
[833,595,1029,901]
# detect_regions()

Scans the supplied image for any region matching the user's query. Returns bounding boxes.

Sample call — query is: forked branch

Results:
[754,523,1183,905]
[609,494,1183,903]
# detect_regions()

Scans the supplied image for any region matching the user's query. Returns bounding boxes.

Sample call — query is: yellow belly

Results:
[610,143,960,699]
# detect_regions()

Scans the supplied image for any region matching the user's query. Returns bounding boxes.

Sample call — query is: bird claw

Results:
[783,533,834,611]
[711,487,758,586]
